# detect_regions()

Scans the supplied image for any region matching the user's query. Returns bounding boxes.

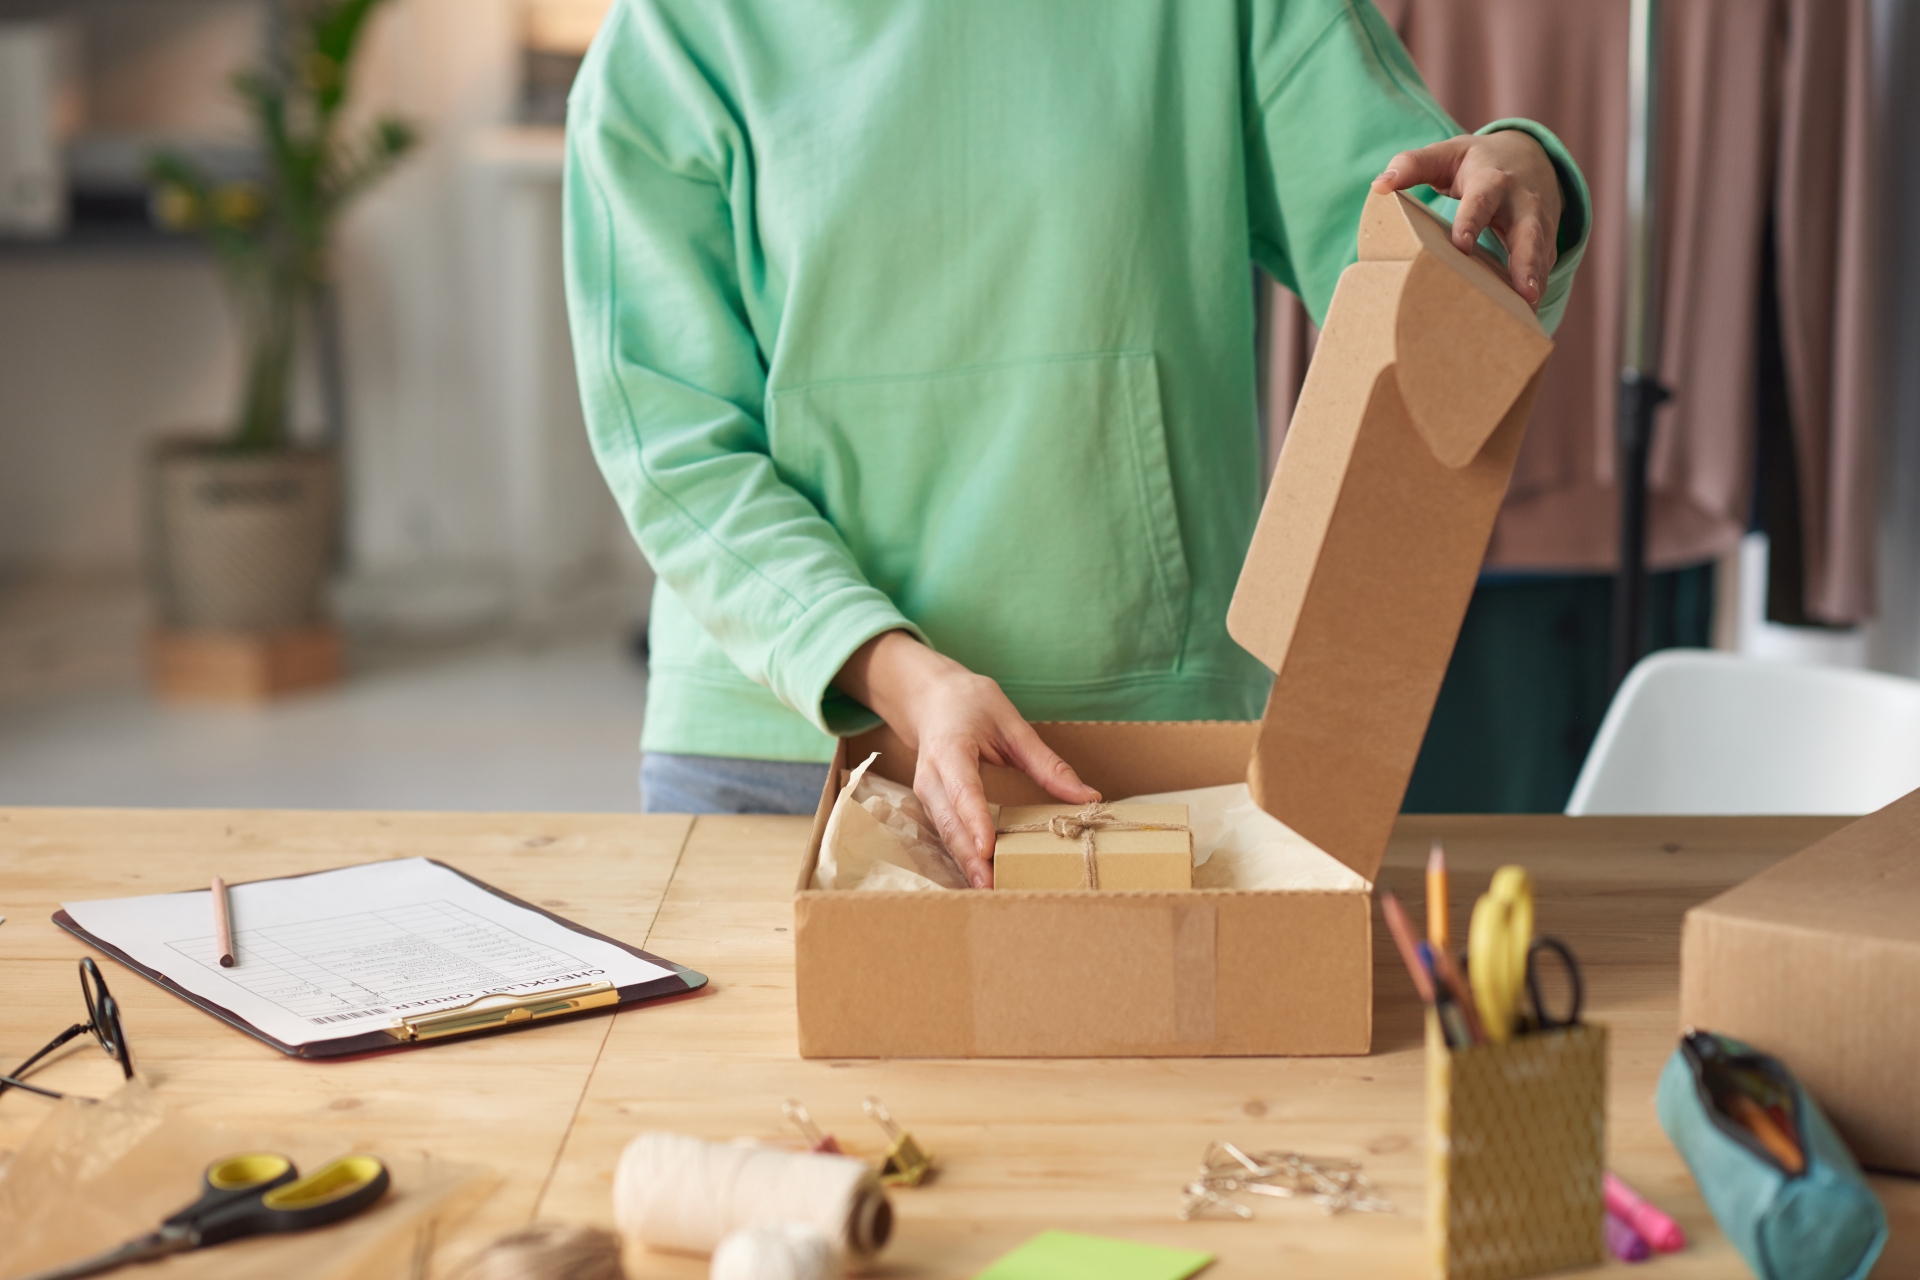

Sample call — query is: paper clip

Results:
[863,1096,933,1187]
[1179,1140,1392,1219]
[782,1099,843,1154]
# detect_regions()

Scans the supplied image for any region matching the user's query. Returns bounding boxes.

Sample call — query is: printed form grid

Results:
[167,900,595,1025]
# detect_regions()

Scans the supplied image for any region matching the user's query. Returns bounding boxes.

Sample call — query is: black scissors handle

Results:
[1524,935,1584,1030]
[163,1152,299,1232]
[193,1154,390,1246]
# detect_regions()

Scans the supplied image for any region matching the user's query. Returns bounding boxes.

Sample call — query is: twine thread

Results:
[613,1131,888,1260]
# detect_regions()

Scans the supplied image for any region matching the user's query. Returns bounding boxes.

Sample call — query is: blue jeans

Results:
[639,752,832,815]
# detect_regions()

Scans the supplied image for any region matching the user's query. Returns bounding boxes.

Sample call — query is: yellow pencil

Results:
[1426,840,1449,951]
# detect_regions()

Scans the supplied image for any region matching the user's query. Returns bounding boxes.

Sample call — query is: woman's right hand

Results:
[834,631,1099,888]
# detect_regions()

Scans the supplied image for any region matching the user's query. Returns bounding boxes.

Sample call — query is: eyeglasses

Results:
[1,957,134,1102]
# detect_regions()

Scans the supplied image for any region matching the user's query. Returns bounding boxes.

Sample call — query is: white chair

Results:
[1566,649,1920,815]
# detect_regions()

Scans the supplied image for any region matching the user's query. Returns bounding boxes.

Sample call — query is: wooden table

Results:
[2,809,1914,1278]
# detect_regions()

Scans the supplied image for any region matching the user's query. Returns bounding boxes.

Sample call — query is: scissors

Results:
[1519,935,1584,1032]
[22,1151,390,1280]
[1468,865,1584,1042]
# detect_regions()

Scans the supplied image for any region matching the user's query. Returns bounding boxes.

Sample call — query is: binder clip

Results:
[782,1099,843,1154]
[863,1096,933,1187]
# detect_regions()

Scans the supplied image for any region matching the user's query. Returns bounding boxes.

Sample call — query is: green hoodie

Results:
[564,0,1591,763]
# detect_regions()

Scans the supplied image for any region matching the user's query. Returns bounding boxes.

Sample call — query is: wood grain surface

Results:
[0,807,691,1273]
[5,808,1915,1278]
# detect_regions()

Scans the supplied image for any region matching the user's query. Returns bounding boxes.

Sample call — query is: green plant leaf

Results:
[310,0,386,117]
[195,0,413,448]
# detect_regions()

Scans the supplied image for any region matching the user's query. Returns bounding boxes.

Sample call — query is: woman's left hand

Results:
[1373,131,1563,310]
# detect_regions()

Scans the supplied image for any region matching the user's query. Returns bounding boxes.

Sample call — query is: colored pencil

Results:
[212,876,235,968]
[1379,890,1437,1004]
[1427,943,1486,1044]
[1728,1095,1804,1173]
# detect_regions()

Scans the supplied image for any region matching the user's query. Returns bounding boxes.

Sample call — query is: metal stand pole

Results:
[1611,0,1672,688]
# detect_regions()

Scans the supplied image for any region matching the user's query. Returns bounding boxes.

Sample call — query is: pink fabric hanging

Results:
[1267,0,1877,623]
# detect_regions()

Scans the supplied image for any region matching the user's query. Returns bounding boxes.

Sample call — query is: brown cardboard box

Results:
[795,192,1553,1058]
[1680,786,1920,1174]
[993,803,1193,890]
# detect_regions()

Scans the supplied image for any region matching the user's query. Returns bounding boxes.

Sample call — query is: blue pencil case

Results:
[1656,1030,1887,1280]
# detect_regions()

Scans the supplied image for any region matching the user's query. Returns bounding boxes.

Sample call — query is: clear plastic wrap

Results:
[0,1079,498,1280]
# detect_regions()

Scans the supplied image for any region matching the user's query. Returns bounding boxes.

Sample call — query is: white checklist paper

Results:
[63,858,671,1047]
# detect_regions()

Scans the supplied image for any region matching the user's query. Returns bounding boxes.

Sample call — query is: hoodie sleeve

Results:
[1243,0,1591,334]
[563,5,920,737]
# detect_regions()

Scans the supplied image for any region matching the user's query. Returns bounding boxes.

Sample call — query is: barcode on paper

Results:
[309,1008,392,1025]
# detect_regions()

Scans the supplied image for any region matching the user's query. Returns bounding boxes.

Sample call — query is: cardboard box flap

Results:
[1226,191,1552,883]
[1361,194,1553,468]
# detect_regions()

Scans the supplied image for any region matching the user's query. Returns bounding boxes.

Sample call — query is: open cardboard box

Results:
[794,192,1554,1058]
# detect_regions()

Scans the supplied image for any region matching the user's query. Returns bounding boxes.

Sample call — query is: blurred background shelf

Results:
[0,205,204,255]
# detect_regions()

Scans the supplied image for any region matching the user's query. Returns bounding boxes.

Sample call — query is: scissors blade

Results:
[16,1234,187,1280]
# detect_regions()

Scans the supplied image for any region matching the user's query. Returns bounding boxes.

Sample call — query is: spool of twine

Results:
[447,1223,625,1280]
[710,1223,834,1280]
[613,1132,892,1260]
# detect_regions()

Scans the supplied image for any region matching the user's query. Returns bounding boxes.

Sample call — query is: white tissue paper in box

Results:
[1119,782,1370,891]
[817,756,1365,893]
[813,754,971,891]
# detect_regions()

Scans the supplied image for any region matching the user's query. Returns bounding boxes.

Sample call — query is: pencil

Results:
[1378,890,1436,1004]
[1427,840,1449,952]
[1727,1095,1805,1173]
[212,876,235,968]
[1427,943,1486,1044]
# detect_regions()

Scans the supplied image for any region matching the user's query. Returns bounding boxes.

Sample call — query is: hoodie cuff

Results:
[1474,118,1592,336]
[764,584,928,738]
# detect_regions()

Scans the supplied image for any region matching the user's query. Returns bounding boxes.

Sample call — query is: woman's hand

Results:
[1373,131,1563,309]
[834,631,1098,888]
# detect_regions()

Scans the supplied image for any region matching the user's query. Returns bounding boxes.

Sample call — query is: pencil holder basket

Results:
[1426,1012,1608,1280]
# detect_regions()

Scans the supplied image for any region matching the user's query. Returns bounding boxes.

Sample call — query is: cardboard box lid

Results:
[1226,192,1552,881]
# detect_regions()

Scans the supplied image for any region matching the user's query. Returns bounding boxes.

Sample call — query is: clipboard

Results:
[55,859,707,1059]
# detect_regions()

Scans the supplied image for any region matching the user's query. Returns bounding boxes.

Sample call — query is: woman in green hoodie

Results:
[564,1,1590,886]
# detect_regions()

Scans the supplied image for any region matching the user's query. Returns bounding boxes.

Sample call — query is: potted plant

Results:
[145,0,414,700]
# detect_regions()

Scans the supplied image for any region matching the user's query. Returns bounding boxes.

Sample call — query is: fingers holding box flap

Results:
[1356,191,1553,469]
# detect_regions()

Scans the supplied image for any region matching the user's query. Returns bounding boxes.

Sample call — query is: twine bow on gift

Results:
[993,803,1190,890]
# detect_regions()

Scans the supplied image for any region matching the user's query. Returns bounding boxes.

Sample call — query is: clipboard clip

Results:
[387,981,618,1041]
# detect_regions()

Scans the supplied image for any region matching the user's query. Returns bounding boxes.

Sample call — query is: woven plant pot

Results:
[148,439,341,632]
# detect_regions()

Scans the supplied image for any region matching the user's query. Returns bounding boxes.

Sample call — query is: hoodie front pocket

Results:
[769,351,1191,684]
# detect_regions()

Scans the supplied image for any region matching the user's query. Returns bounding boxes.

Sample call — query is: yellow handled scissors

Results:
[22,1151,389,1280]
[1468,865,1585,1043]
[1468,865,1536,1044]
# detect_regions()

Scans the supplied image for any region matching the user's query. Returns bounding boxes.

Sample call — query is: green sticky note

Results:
[975,1231,1214,1280]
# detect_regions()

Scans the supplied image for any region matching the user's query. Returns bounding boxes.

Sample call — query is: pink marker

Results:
[1606,1172,1686,1253]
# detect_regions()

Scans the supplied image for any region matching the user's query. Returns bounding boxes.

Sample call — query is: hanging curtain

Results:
[1266,0,1879,624]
